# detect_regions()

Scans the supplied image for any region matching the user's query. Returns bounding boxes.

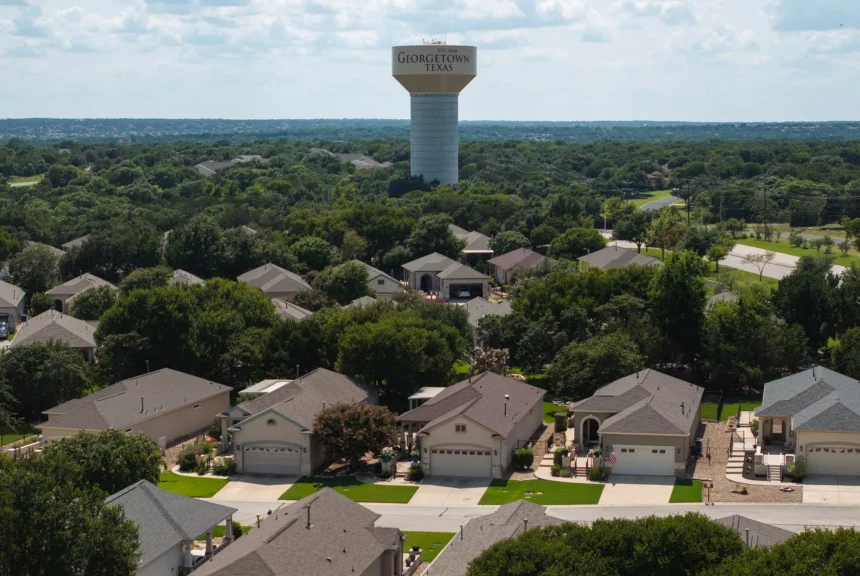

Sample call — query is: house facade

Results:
[352,260,404,299]
[401,253,490,300]
[577,246,662,270]
[10,309,97,360]
[0,280,26,327]
[45,273,115,314]
[487,248,546,284]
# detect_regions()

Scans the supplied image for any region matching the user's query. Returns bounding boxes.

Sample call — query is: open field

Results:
[630,190,672,208]
[9,175,42,184]
[736,237,859,267]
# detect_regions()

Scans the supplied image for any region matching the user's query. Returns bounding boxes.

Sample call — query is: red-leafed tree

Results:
[313,403,397,470]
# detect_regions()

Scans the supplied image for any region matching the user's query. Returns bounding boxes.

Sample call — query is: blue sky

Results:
[1,0,858,121]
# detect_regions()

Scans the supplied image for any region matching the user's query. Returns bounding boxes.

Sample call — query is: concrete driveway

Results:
[802,475,860,505]
[210,476,296,502]
[598,475,676,505]
[408,477,490,507]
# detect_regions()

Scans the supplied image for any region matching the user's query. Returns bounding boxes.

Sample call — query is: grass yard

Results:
[279,476,418,503]
[719,397,762,422]
[0,425,38,447]
[9,175,42,184]
[700,403,719,421]
[707,263,780,290]
[631,190,672,208]
[669,479,702,503]
[402,532,455,562]
[158,471,229,498]
[478,479,604,505]
[543,401,568,424]
[736,237,859,267]
[509,368,548,388]
[197,524,250,540]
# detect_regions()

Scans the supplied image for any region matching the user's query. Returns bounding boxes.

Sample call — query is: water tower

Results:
[392,42,477,185]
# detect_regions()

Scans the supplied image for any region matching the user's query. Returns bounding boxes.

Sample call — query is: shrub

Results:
[209,419,222,441]
[588,467,602,481]
[179,446,200,472]
[553,450,563,466]
[231,522,244,541]
[196,460,208,475]
[554,412,568,432]
[200,441,215,455]
[212,457,236,476]
[407,465,424,482]
[789,458,807,479]
[550,464,561,477]
[740,486,748,495]
[560,469,573,478]
[751,419,759,434]
[513,448,535,470]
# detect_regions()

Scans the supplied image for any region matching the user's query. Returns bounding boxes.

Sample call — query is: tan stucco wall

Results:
[232,411,313,474]
[0,300,26,326]
[406,271,441,292]
[420,415,501,477]
[369,275,403,297]
[601,433,688,477]
[138,543,183,576]
[504,402,542,460]
[571,410,615,447]
[796,431,860,460]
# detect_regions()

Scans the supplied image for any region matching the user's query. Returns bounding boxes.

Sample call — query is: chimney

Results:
[745,528,749,547]
[523,519,528,531]
[140,397,144,413]
[504,394,510,417]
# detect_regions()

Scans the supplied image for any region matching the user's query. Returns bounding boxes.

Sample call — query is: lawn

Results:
[736,237,859,267]
[10,175,42,184]
[707,263,780,290]
[0,425,38,447]
[543,401,568,424]
[701,403,719,421]
[701,396,761,421]
[402,531,455,562]
[630,190,672,208]
[197,523,249,540]
[158,471,229,498]
[669,479,702,503]
[279,476,418,503]
[478,479,604,505]
[509,368,548,388]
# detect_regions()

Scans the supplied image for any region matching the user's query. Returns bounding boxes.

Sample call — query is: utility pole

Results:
[719,182,723,224]
[763,181,768,240]
[685,185,692,228]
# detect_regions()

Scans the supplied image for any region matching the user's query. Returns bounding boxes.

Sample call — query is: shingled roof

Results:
[715,515,794,548]
[272,298,313,321]
[464,297,512,328]
[0,280,25,309]
[60,235,90,251]
[351,259,399,284]
[169,269,204,286]
[10,309,96,349]
[578,246,661,269]
[106,481,235,569]
[401,252,457,273]
[398,372,545,437]
[46,273,114,297]
[237,263,310,295]
[193,488,400,576]
[487,248,546,271]
[436,262,490,281]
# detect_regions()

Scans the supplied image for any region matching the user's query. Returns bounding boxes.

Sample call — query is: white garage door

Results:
[431,448,491,477]
[243,445,301,476]
[805,447,860,476]
[610,445,675,476]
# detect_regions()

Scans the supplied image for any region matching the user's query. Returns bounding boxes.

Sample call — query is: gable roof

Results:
[464,297,513,328]
[169,269,204,286]
[707,292,738,307]
[427,501,563,576]
[398,372,545,437]
[448,223,469,236]
[60,235,90,250]
[402,252,457,273]
[715,515,794,548]
[437,262,490,281]
[755,367,860,432]
[487,248,545,271]
[237,263,310,295]
[193,488,398,576]
[271,298,313,321]
[231,368,377,430]
[574,369,703,436]
[351,260,399,284]
[106,481,235,569]
[0,280,25,308]
[25,240,65,257]
[448,224,491,252]
[578,246,661,269]
[10,309,96,349]
[46,273,115,297]
[40,368,231,431]
[342,295,377,309]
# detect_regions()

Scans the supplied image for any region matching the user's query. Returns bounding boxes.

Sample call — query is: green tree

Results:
[529,224,559,248]
[490,230,530,255]
[647,208,686,260]
[677,226,723,257]
[548,332,644,400]
[29,292,53,315]
[69,285,116,320]
[340,230,368,261]
[9,243,59,296]
[59,223,161,284]
[313,403,396,470]
[0,228,18,264]
[164,214,226,279]
[291,236,336,272]
[548,228,606,260]
[603,196,635,226]
[380,244,412,275]
[312,261,371,305]
[830,327,860,379]
[613,211,651,253]
[118,266,173,296]
[706,244,728,273]
[773,256,839,350]
[404,214,466,260]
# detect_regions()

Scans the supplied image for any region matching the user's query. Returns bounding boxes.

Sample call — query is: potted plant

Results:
[751,419,759,437]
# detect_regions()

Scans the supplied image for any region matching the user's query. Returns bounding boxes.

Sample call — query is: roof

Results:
[169,269,204,286]
[408,387,446,401]
[437,262,490,281]
[448,223,469,236]
[272,298,313,321]
[755,366,860,432]
[195,156,268,176]
[448,224,491,252]
[60,235,90,250]
[239,379,293,396]
[106,481,235,569]
[231,368,377,430]
[46,273,115,297]
[715,515,794,547]
[10,309,96,349]
[0,280,25,309]
[342,295,377,309]
[25,240,65,257]
[578,246,662,269]
[40,368,231,431]
[193,488,399,576]
[237,263,310,296]
[351,260,399,285]
[398,372,546,437]
[402,252,457,273]
[464,297,512,328]
[487,248,545,271]
[427,501,562,576]
[574,369,703,436]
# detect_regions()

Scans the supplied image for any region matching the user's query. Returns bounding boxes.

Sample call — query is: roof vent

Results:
[140,397,144,413]
[680,401,685,414]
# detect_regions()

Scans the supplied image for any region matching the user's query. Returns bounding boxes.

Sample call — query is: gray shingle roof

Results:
[169,269,204,286]
[464,297,512,328]
[351,259,399,284]
[237,263,310,295]
[40,368,231,431]
[46,273,115,297]
[231,368,377,430]
[398,372,546,438]
[10,309,96,349]
[578,246,661,269]
[459,231,492,252]
[487,248,546,271]
[575,369,703,436]
[756,367,860,432]
[448,223,469,236]
[271,298,313,321]
[60,235,90,250]
[342,295,377,309]
[437,262,490,280]
[0,279,25,308]
[106,481,235,569]
[402,253,457,273]
[193,488,398,576]
[715,515,794,548]
[426,501,562,576]
[25,240,65,257]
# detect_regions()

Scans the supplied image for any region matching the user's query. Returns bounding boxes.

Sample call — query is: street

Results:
[640,195,680,212]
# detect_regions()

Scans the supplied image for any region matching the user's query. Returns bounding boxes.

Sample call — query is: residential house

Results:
[352,260,403,298]
[755,366,860,476]
[0,280,25,328]
[237,263,310,301]
[271,298,313,321]
[402,253,490,300]
[577,246,662,270]
[310,148,393,170]
[487,248,546,284]
[571,369,703,477]
[169,269,204,286]
[219,368,377,476]
[25,240,65,257]
[10,309,97,360]
[193,488,405,576]
[449,224,493,264]
[39,368,231,447]
[194,155,269,177]
[397,372,545,478]
[60,234,90,251]
[464,297,512,344]
[426,500,562,576]
[46,273,115,314]
[343,295,377,309]
[107,480,237,576]
[715,515,794,548]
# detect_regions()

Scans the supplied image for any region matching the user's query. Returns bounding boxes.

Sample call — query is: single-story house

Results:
[487,248,546,284]
[45,273,115,314]
[107,480,237,576]
[449,223,493,263]
[352,260,403,298]
[10,309,97,360]
[60,235,90,251]
[343,295,377,309]
[577,246,662,270]
[715,515,794,548]
[25,240,65,257]
[397,372,545,478]
[427,500,562,576]
[169,269,204,286]
[402,253,490,300]
[237,263,310,301]
[464,297,512,344]
[194,155,268,177]
[755,366,860,476]
[0,279,26,327]
[39,368,231,447]
[193,488,405,576]
[271,298,313,321]
[220,368,377,476]
[571,369,703,478]
[238,379,293,399]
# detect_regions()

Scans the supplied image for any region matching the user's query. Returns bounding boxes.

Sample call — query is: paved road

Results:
[640,195,680,212]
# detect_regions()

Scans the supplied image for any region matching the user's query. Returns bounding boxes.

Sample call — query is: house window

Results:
[125,428,132,432]
[454,450,461,454]
[377,279,385,285]
[267,419,276,425]
[446,450,453,454]
[469,451,476,455]
[455,424,467,433]
[621,448,627,453]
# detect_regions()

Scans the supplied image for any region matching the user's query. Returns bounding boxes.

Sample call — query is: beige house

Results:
[168,269,204,286]
[352,260,403,298]
[220,368,377,476]
[60,235,90,251]
[39,368,231,447]
[571,369,703,478]
[45,273,115,314]
[398,372,545,478]
[487,248,546,284]
[449,223,493,264]
[401,253,489,300]
[10,309,97,360]
[237,263,310,300]
[0,279,26,327]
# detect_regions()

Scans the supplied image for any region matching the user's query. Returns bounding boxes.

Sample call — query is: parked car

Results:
[0,321,9,340]
[456,290,471,298]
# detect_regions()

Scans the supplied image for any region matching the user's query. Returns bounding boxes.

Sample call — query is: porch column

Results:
[220,416,229,448]
[224,515,234,543]
[205,530,213,557]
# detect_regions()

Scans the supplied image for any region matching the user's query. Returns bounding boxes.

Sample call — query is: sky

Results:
[1,0,859,121]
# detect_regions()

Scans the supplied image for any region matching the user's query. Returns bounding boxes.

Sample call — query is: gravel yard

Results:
[507,424,554,481]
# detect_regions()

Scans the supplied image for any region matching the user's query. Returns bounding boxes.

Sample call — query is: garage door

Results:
[450,284,484,299]
[610,445,674,476]
[242,445,301,476]
[430,448,491,477]
[805,447,860,476]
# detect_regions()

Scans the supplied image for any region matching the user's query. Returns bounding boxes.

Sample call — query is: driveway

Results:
[802,475,860,505]
[408,477,490,507]
[210,476,297,502]
[598,475,675,506]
